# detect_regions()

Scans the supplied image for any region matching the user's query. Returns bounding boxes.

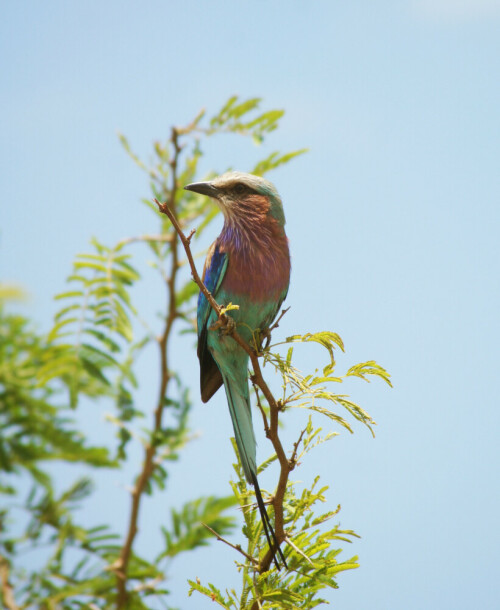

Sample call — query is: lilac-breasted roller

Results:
[185,172,290,569]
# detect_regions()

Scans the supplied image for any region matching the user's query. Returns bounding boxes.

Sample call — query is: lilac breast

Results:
[221,217,290,302]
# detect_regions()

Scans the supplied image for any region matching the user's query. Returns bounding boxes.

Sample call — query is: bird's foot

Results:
[209,315,236,336]
[253,327,272,353]
[221,316,236,335]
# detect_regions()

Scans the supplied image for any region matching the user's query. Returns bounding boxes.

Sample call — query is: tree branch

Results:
[251,382,270,436]
[0,555,19,610]
[290,427,307,466]
[154,197,297,573]
[267,306,290,335]
[113,127,183,608]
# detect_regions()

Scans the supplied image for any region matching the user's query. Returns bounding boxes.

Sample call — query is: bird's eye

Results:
[234,183,246,195]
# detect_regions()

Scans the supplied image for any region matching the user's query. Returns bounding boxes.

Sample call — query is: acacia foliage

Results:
[188,330,391,608]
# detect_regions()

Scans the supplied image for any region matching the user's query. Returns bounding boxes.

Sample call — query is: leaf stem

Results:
[201,523,259,566]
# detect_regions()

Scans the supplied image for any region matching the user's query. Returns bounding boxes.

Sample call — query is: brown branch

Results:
[113,127,183,608]
[154,198,222,319]
[251,381,270,436]
[154,197,296,573]
[268,306,290,334]
[0,555,19,610]
[290,427,307,466]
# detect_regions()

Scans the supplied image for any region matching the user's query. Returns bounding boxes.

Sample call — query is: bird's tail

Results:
[250,470,288,570]
[222,375,257,484]
[223,376,287,570]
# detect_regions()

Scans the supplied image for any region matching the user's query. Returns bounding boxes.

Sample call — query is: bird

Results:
[184,171,291,569]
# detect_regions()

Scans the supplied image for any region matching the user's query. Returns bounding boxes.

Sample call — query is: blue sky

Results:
[2,1,499,608]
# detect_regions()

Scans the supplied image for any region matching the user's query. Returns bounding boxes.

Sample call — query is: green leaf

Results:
[158,495,237,560]
[175,280,199,307]
[346,360,393,386]
[47,317,78,342]
[286,331,345,363]
[253,148,308,176]
[54,290,84,300]
[188,579,233,608]
[80,356,110,385]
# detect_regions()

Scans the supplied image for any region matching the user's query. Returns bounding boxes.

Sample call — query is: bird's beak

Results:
[184,181,219,198]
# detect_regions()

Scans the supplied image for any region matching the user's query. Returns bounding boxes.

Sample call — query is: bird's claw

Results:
[221,316,236,335]
[261,328,272,349]
[209,315,236,336]
[253,327,272,352]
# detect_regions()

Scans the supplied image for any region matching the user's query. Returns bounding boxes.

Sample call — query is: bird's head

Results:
[184,171,285,226]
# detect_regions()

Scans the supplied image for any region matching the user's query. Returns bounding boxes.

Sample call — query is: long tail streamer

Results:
[251,471,288,570]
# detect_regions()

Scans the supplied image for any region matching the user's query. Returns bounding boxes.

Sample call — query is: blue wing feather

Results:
[197,241,228,402]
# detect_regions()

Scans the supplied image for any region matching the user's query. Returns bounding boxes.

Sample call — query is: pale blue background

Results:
[2,1,499,608]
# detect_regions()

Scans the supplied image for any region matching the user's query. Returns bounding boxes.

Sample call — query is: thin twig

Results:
[251,381,270,435]
[290,427,307,467]
[268,307,290,334]
[154,198,222,319]
[201,523,259,566]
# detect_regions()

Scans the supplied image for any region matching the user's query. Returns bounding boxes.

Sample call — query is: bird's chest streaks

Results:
[223,255,283,302]
[221,235,290,304]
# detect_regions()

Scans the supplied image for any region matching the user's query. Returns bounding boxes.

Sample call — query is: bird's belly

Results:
[216,288,278,338]
[205,289,278,377]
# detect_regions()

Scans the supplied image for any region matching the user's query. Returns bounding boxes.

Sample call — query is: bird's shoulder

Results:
[202,239,229,294]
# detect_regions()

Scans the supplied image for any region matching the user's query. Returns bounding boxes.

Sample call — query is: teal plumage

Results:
[185,172,290,568]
